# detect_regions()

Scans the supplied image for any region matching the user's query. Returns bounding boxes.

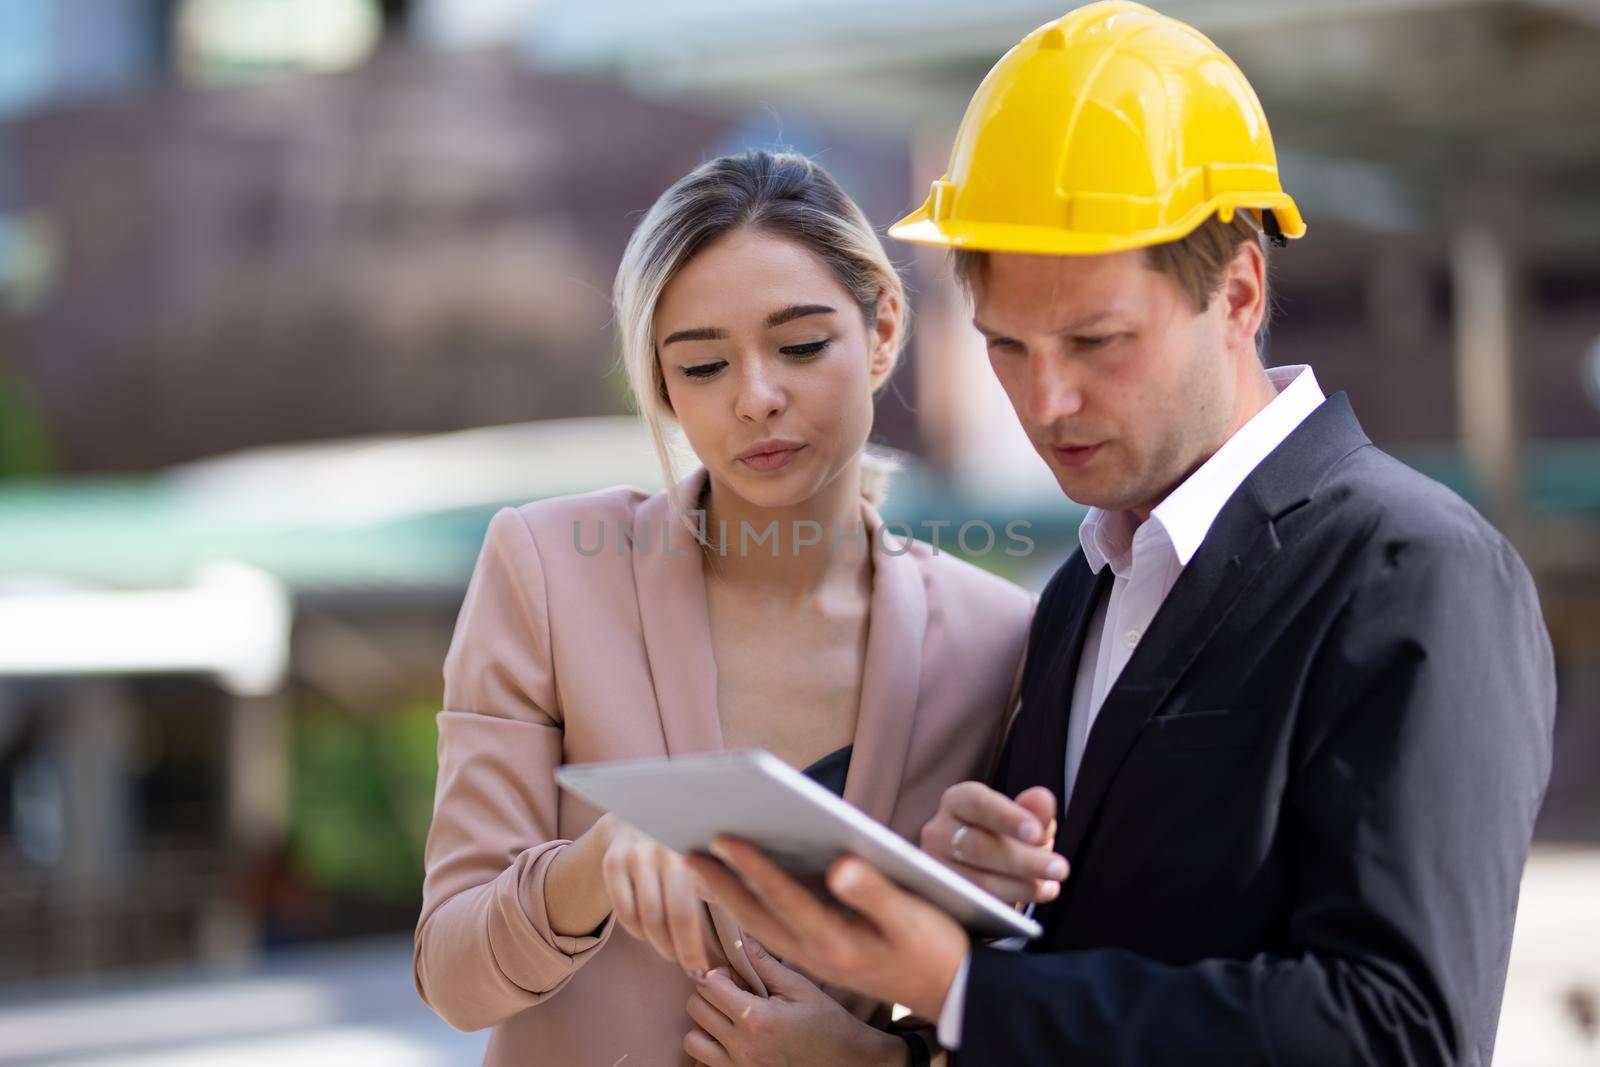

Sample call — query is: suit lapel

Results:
[1022,392,1374,937]
[1004,561,1110,805]
[630,467,725,756]
[840,502,926,829]
[1049,391,1372,867]
[1052,512,1280,861]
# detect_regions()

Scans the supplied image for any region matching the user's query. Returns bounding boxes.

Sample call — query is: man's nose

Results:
[1026,352,1084,427]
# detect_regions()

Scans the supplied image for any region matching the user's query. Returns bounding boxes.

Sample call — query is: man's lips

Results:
[1050,442,1104,468]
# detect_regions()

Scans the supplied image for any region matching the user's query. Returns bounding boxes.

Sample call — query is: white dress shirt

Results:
[936,364,1326,1050]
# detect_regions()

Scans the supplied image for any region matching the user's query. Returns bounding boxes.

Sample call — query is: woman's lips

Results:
[740,445,804,472]
[1051,442,1104,468]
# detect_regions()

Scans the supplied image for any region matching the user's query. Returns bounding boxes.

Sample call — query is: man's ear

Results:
[1219,241,1266,349]
[869,290,902,383]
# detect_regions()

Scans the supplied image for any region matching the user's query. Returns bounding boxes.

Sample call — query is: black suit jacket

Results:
[960,393,1556,1066]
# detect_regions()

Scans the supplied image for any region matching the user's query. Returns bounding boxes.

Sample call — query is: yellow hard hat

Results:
[889,0,1305,256]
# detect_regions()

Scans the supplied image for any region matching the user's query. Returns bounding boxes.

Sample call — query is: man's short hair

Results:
[950,210,1273,354]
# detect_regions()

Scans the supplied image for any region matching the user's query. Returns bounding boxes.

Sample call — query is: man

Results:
[690,3,1557,1064]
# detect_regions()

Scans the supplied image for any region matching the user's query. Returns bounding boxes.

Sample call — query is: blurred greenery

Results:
[0,367,54,477]
[287,694,439,907]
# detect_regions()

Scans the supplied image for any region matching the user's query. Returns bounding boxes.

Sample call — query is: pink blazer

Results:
[413,466,1034,1066]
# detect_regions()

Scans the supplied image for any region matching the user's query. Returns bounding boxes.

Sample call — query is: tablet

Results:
[555,748,1042,941]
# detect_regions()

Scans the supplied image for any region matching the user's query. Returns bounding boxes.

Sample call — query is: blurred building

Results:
[0,53,913,475]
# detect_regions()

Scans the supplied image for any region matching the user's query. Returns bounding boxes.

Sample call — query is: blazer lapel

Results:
[1049,391,1373,868]
[1007,561,1110,805]
[630,466,725,757]
[1052,512,1280,859]
[840,502,927,830]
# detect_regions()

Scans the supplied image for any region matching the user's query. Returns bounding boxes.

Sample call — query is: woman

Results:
[412,150,1034,1066]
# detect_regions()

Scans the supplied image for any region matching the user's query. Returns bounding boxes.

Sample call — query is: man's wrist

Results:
[871,1027,913,1066]
[889,1029,933,1066]
[908,934,967,1020]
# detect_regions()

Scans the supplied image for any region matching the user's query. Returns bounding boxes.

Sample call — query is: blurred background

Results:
[0,0,1596,1063]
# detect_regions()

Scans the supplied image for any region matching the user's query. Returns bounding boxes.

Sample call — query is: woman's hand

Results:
[600,815,717,976]
[682,940,906,1067]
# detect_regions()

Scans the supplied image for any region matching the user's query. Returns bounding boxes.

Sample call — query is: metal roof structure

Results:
[515,0,1600,254]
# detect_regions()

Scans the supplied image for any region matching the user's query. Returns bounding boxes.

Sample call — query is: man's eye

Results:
[682,361,726,379]
[1076,335,1112,348]
[985,338,1018,352]
[781,340,830,358]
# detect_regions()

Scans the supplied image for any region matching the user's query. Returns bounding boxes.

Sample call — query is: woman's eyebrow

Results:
[661,304,836,346]
[765,304,836,328]
[661,326,727,346]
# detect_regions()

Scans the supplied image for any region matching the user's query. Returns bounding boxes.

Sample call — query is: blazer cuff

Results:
[488,839,616,993]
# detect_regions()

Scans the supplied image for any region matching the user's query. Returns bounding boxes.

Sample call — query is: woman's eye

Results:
[682,361,726,379]
[781,339,830,359]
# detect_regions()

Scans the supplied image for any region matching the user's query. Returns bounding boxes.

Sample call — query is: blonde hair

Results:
[613,150,908,522]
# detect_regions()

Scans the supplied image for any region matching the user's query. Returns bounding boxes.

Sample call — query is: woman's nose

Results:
[734,361,786,422]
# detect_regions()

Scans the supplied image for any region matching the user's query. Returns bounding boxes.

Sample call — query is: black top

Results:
[799,743,853,797]
[962,392,1557,1066]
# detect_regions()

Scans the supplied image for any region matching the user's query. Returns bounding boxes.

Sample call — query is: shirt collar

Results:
[1079,364,1325,574]
[1078,506,1137,576]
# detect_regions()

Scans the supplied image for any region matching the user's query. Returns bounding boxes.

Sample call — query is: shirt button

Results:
[1125,629,1141,648]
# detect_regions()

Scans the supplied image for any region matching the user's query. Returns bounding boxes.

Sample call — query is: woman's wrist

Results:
[587,812,618,854]
[545,815,618,937]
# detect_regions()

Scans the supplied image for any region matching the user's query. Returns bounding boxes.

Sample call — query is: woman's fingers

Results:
[627,851,678,962]
[602,851,640,938]
[682,1026,732,1067]
[685,990,735,1043]
[616,845,716,973]
[695,965,760,1020]
[664,862,712,974]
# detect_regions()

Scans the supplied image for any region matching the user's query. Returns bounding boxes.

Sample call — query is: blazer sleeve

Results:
[960,529,1556,1066]
[412,506,617,1032]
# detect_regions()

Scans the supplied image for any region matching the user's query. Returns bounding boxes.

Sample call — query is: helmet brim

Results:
[889,195,1306,255]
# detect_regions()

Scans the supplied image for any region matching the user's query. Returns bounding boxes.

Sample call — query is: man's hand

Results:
[919,783,1067,906]
[687,837,969,1021]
